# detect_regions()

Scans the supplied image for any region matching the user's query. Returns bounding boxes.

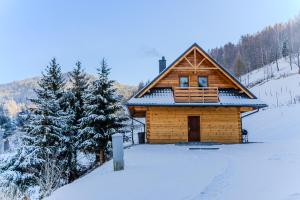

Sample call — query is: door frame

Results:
[188,115,201,142]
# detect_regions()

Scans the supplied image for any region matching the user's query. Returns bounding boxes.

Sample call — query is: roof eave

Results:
[126,103,268,109]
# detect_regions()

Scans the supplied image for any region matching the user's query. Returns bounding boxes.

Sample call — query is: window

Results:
[198,76,208,87]
[179,76,189,87]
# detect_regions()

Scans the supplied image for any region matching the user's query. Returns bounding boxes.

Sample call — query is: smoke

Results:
[139,46,162,58]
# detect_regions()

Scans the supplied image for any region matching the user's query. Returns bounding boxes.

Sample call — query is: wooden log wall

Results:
[146,107,242,144]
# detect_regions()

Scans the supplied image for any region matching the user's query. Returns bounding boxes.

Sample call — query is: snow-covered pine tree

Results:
[0,58,69,199]
[69,61,89,123]
[77,59,126,165]
[0,146,39,199]
[0,105,9,127]
[0,104,14,139]
[64,61,89,182]
[15,108,31,128]
[28,58,70,178]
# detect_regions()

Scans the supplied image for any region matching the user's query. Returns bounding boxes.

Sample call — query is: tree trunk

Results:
[297,52,300,74]
[68,151,78,183]
[95,153,100,164]
[99,148,105,164]
[276,59,279,71]
[22,195,30,200]
[289,54,293,70]
[96,147,105,165]
[275,52,279,71]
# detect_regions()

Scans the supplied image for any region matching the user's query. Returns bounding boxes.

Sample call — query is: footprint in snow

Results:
[191,159,233,200]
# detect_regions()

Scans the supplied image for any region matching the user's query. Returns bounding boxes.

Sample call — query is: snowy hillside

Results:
[47,59,300,200]
[241,58,300,108]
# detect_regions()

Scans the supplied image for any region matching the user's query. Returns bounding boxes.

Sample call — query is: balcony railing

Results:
[173,87,219,103]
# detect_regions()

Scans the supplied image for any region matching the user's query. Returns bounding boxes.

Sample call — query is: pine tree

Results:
[282,41,289,57]
[64,61,89,182]
[15,108,31,128]
[137,81,145,91]
[77,59,125,164]
[0,146,38,199]
[0,104,13,139]
[69,61,89,124]
[28,57,68,167]
[0,58,69,198]
[0,105,9,129]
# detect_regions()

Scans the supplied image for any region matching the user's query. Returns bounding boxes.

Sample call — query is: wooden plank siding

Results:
[154,50,237,89]
[146,107,242,144]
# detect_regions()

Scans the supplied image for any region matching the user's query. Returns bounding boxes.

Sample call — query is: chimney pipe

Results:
[159,56,166,73]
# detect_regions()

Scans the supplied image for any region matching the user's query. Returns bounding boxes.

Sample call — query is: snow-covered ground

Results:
[47,58,300,200]
[47,104,300,200]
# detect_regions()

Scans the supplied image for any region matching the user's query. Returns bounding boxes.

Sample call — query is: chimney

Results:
[159,56,166,73]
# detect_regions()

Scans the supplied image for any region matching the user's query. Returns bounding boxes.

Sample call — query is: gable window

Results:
[179,76,189,87]
[198,76,208,87]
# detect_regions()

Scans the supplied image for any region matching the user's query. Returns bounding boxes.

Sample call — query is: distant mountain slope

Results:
[0,77,40,104]
[0,75,137,116]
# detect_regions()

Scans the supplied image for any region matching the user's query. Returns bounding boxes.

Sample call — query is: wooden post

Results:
[131,118,134,145]
[112,133,124,171]
[202,88,204,103]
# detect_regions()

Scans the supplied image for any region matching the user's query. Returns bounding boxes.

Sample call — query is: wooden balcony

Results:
[173,87,219,103]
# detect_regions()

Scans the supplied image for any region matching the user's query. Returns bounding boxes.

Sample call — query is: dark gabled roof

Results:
[134,43,257,99]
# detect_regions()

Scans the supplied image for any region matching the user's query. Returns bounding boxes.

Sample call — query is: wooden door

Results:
[188,116,200,142]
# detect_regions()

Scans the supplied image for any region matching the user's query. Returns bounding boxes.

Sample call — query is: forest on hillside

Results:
[209,15,300,77]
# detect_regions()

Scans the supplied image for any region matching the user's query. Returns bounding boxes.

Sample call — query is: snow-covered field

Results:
[47,105,300,200]
[46,59,300,200]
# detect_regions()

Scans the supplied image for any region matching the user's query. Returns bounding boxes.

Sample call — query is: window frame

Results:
[198,76,208,87]
[179,76,189,88]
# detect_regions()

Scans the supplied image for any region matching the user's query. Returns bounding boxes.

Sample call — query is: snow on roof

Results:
[127,88,267,108]
[128,88,174,105]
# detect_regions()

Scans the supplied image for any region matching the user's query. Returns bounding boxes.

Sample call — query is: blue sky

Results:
[0,0,300,85]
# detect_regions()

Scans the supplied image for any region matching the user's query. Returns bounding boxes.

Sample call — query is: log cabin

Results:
[126,43,267,144]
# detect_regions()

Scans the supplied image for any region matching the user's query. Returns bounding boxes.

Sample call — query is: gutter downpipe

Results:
[130,117,146,144]
[241,109,260,118]
[240,108,260,143]
[131,117,146,131]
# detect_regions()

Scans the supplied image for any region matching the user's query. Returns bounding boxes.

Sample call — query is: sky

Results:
[0,0,300,85]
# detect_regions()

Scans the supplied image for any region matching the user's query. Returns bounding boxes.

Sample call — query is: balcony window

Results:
[179,76,189,87]
[198,76,208,87]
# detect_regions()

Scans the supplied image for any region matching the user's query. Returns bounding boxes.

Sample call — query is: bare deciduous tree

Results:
[37,153,62,199]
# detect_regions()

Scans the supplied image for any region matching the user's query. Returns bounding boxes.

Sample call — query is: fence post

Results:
[112,133,124,171]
